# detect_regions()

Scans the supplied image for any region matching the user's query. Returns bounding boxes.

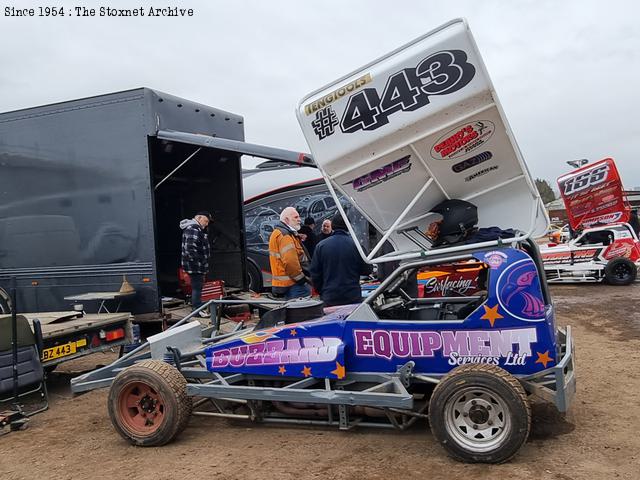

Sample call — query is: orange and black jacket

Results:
[268,223,309,294]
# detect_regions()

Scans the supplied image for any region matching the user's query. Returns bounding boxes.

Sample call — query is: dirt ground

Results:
[1,284,640,480]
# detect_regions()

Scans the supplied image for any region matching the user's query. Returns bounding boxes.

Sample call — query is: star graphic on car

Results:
[278,365,287,375]
[535,350,554,368]
[480,304,504,327]
[330,361,346,379]
[301,365,312,377]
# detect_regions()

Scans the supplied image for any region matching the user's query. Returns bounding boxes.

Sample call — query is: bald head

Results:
[321,219,332,235]
[280,207,301,231]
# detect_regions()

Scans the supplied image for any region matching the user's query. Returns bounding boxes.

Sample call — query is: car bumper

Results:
[520,325,576,412]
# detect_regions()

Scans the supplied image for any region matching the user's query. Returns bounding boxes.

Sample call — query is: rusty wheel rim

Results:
[118,381,166,435]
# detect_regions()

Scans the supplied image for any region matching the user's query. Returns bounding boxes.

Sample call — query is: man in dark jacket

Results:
[299,217,317,257]
[180,211,212,315]
[310,213,372,307]
[318,218,333,242]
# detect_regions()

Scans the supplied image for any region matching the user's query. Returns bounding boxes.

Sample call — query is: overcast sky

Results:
[2,0,639,188]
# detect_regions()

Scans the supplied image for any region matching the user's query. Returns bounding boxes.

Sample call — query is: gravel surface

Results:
[1,284,639,480]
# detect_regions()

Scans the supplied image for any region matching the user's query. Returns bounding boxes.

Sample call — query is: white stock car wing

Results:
[297,18,547,263]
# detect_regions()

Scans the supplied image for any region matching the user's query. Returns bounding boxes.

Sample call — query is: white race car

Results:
[540,223,640,284]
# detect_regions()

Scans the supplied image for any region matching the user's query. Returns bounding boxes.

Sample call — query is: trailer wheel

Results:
[429,364,531,463]
[604,257,637,285]
[247,261,263,292]
[108,360,192,446]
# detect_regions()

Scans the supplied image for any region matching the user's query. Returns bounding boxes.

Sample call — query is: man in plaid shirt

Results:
[180,211,212,315]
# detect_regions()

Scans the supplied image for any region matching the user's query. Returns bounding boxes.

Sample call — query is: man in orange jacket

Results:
[268,207,311,299]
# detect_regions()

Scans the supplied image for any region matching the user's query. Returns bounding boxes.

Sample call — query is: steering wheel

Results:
[396,287,416,307]
[377,298,405,313]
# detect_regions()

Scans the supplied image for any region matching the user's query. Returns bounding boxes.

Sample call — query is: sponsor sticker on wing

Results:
[431,120,495,160]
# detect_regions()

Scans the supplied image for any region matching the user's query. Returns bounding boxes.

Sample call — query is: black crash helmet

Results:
[430,199,478,244]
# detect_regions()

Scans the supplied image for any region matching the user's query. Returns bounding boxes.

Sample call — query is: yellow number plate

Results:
[42,342,77,362]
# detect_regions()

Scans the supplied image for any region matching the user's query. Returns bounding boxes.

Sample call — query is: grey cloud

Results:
[1,0,639,185]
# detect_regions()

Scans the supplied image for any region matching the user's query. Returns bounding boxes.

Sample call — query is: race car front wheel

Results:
[428,364,530,463]
[604,257,637,285]
[108,360,192,446]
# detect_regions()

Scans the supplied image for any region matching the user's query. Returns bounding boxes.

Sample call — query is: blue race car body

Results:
[206,248,559,381]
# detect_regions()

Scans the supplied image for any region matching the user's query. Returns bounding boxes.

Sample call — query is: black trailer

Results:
[0,88,311,315]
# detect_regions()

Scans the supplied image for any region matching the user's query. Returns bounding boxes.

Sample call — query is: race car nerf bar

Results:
[545,268,601,283]
[186,369,414,409]
[186,371,427,431]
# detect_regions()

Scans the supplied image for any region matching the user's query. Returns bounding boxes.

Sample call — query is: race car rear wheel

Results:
[604,257,637,285]
[429,364,530,463]
[108,360,192,446]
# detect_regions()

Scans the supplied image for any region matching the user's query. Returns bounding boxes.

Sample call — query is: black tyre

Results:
[108,360,192,446]
[247,261,263,292]
[604,257,637,285]
[429,364,531,463]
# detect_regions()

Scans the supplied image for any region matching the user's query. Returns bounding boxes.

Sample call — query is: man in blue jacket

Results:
[180,211,212,316]
[310,213,372,307]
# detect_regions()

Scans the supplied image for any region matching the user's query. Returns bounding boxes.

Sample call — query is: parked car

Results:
[243,165,370,292]
[543,158,639,283]
[540,223,640,284]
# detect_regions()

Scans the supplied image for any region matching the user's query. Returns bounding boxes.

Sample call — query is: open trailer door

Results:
[155,131,314,169]
[150,130,314,294]
[296,18,547,263]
